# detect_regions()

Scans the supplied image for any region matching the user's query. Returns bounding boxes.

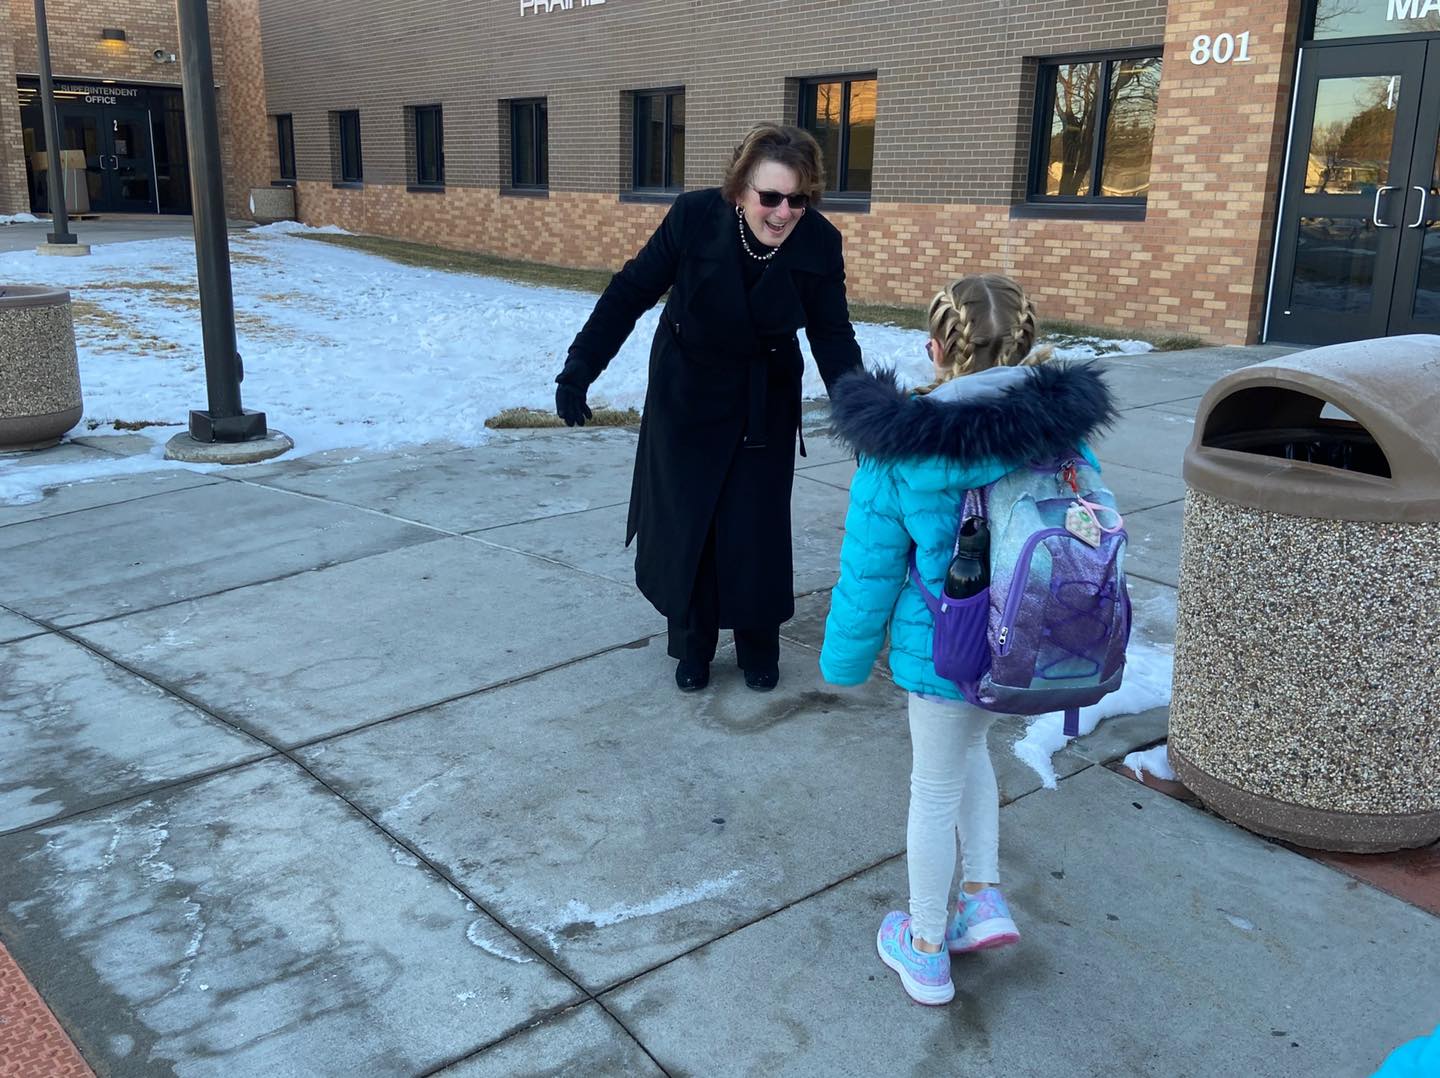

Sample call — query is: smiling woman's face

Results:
[737,160,807,247]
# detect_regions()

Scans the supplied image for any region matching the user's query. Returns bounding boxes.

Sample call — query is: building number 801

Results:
[1190,32,1253,65]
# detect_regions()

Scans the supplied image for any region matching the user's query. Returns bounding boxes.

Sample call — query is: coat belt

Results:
[743,338,806,455]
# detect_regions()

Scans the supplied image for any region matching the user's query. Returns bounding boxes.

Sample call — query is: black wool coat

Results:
[565,187,863,626]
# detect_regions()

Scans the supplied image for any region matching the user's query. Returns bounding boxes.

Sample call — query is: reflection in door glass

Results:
[1290,217,1378,312]
[1415,136,1440,322]
[1304,76,1399,194]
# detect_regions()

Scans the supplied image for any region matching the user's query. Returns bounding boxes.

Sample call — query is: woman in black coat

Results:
[555,124,863,693]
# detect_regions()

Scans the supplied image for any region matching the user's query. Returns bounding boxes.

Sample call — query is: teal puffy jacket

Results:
[818,363,1116,698]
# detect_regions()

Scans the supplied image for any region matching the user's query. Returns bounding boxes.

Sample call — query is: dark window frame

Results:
[797,73,877,206]
[334,109,363,185]
[275,113,295,183]
[1026,47,1162,207]
[509,98,549,191]
[412,104,444,188]
[631,88,685,193]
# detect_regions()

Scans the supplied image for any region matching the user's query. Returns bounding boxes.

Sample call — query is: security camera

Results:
[152,49,176,63]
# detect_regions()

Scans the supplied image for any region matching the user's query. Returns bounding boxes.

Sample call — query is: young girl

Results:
[819,274,1116,1005]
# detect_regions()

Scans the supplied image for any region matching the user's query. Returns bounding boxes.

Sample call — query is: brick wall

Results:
[216,0,270,215]
[0,0,261,218]
[0,3,27,213]
[262,0,1305,343]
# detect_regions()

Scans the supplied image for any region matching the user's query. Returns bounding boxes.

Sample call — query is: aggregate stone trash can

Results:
[0,285,82,451]
[1169,334,1440,853]
[248,185,296,225]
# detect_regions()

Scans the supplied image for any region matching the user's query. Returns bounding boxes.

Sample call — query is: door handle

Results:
[110,155,120,170]
[97,156,106,171]
[1410,186,1430,228]
[1373,185,1398,228]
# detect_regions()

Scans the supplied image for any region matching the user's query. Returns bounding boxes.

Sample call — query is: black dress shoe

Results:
[743,666,779,692]
[675,660,710,692]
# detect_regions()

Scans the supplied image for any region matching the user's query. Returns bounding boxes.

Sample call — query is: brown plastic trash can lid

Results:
[1184,334,1440,523]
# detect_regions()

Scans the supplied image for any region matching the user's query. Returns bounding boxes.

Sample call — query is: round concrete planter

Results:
[248,186,296,224]
[0,285,82,451]
[1170,336,1440,853]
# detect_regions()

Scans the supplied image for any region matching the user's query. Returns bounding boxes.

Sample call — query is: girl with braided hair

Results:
[818,273,1116,1005]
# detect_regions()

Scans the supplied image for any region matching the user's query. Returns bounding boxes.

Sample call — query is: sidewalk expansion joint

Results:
[463,498,631,534]
[0,478,220,532]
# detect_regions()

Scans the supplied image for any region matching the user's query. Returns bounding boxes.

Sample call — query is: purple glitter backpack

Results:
[910,454,1131,736]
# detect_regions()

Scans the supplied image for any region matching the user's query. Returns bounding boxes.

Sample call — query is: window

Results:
[799,75,876,202]
[633,89,685,192]
[412,105,444,187]
[1030,53,1161,204]
[275,114,295,183]
[510,99,548,190]
[332,109,362,184]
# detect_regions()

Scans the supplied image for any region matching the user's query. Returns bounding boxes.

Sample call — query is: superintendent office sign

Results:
[519,0,604,15]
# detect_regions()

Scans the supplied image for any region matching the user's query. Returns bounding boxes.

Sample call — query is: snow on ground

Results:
[1011,639,1175,788]
[0,225,1150,505]
[1123,744,1177,782]
[0,212,40,225]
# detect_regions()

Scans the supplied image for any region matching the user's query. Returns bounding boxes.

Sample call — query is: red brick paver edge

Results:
[0,939,93,1078]
[1107,758,1440,918]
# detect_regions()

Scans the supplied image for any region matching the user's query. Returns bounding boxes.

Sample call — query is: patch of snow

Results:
[0,212,40,225]
[0,227,1155,505]
[464,920,535,964]
[249,220,351,236]
[1220,910,1256,932]
[1012,639,1174,788]
[1124,744,1176,782]
[390,847,420,868]
[558,871,743,930]
[0,438,206,507]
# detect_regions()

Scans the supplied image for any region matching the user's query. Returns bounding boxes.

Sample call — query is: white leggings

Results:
[907,693,1001,946]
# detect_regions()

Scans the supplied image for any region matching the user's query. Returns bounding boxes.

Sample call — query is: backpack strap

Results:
[1063,707,1080,738]
[908,548,943,618]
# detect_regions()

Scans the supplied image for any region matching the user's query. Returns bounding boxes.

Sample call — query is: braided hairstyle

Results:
[920,274,1052,394]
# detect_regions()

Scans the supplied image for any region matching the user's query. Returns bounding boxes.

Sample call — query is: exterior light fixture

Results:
[101,27,126,42]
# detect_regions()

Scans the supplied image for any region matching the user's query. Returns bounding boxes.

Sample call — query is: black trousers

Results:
[666,521,780,670]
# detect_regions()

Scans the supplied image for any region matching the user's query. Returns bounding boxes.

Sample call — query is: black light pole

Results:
[33,0,76,246]
[175,0,266,442]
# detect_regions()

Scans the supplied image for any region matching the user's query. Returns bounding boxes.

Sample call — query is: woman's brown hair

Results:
[720,124,825,208]
[921,274,1052,393]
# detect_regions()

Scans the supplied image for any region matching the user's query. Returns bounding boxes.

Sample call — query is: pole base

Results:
[164,428,293,464]
[188,408,268,443]
[37,242,91,257]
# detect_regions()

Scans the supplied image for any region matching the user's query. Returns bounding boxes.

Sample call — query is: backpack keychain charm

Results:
[1065,501,1103,547]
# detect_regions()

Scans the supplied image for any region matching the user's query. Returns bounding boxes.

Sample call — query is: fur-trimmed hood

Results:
[828,363,1117,466]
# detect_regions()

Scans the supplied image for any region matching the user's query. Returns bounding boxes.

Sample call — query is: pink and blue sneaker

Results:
[946,887,1020,954]
[876,911,955,1005]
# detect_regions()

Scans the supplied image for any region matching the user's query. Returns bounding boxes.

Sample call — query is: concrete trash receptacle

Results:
[248,186,296,224]
[1170,334,1440,853]
[0,285,82,451]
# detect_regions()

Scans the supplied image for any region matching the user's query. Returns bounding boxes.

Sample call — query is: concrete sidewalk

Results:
[1,344,1437,1077]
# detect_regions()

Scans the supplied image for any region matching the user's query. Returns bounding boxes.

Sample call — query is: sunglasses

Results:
[751,186,810,210]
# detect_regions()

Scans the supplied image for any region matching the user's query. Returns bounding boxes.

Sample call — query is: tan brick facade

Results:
[256,0,1317,344]
[0,0,264,217]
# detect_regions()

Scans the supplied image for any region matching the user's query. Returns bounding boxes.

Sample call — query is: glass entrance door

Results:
[55,105,155,214]
[105,110,156,213]
[1269,39,1440,342]
[1389,40,1440,334]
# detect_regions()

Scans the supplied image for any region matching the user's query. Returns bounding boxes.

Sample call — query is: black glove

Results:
[555,383,592,427]
[555,354,594,427]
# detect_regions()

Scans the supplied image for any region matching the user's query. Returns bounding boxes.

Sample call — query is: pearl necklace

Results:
[737,205,780,262]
